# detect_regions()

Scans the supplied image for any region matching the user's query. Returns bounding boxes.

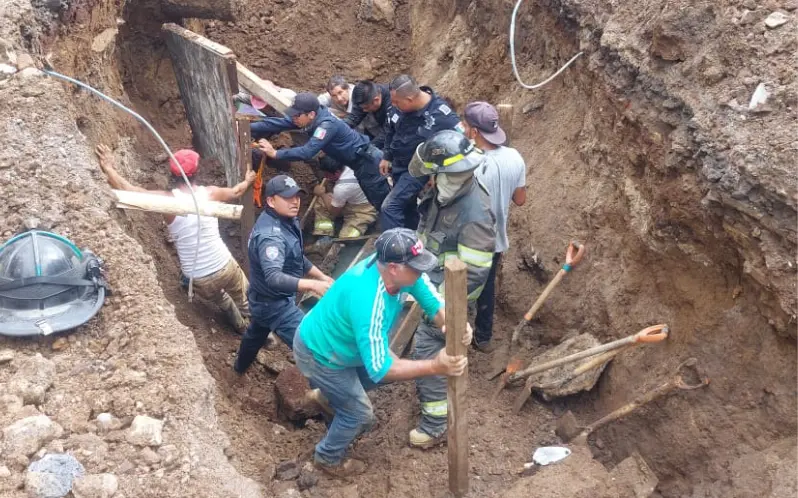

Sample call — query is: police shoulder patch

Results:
[439,104,452,115]
[313,127,327,140]
[265,246,279,260]
[454,121,465,134]
[390,113,400,123]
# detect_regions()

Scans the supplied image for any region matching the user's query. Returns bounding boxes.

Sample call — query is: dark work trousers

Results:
[234,296,304,373]
[379,171,426,230]
[474,252,503,345]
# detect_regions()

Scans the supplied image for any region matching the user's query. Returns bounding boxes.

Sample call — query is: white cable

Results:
[43,69,203,301]
[509,0,584,89]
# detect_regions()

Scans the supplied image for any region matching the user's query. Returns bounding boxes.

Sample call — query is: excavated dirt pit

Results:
[0,0,795,496]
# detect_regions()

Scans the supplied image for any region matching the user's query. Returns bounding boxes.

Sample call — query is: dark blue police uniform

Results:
[251,106,390,210]
[344,83,392,150]
[234,198,311,373]
[380,87,463,230]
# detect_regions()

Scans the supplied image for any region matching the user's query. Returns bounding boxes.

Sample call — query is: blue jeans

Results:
[379,171,426,230]
[293,332,381,465]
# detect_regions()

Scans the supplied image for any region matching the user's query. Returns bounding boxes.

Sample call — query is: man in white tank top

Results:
[95,144,256,333]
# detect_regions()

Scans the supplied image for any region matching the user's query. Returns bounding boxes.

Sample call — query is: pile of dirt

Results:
[409,0,796,494]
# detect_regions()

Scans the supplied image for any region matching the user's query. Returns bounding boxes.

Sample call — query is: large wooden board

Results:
[163,23,241,187]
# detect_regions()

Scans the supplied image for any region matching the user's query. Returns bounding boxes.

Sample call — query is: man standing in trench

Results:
[379,74,465,230]
[251,92,390,212]
[463,102,527,352]
[407,130,496,448]
[346,80,392,149]
[234,175,334,374]
[94,144,254,333]
[293,228,471,476]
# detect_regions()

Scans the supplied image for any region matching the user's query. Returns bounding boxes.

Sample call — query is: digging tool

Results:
[511,324,669,413]
[556,357,709,444]
[489,241,586,395]
[299,178,327,231]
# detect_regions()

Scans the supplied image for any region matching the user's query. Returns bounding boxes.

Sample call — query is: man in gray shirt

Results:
[464,102,527,352]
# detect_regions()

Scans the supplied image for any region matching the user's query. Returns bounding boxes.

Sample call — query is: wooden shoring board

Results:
[163,23,241,187]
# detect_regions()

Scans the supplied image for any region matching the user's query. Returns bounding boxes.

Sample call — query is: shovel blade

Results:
[486,343,511,380]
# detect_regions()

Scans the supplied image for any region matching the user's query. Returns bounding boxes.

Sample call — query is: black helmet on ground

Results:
[408,129,485,177]
[0,231,107,337]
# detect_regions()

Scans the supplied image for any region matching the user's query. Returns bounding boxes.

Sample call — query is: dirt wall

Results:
[407,0,797,495]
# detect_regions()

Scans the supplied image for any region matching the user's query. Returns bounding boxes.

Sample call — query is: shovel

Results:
[556,357,709,444]
[511,324,669,413]
[490,242,586,398]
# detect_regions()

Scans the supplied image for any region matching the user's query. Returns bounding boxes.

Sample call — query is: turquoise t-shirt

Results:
[299,257,443,383]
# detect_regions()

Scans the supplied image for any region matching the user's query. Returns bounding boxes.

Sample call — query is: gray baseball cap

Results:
[464,101,507,146]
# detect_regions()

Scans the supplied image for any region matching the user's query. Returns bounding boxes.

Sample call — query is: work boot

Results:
[408,428,446,449]
[314,457,367,478]
[472,339,496,354]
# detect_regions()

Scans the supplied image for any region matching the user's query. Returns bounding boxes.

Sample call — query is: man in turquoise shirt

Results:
[294,228,471,477]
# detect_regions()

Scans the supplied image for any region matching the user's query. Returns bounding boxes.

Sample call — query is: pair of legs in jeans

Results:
[293,332,382,466]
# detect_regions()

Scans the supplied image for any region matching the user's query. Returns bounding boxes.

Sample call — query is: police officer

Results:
[346,80,392,149]
[406,130,496,449]
[379,75,464,231]
[251,92,390,212]
[234,175,334,374]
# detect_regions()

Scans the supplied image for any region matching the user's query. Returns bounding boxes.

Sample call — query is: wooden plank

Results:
[445,258,469,497]
[113,189,242,219]
[236,62,293,115]
[161,0,243,21]
[497,103,514,146]
[162,23,241,187]
[389,302,422,357]
[236,117,254,276]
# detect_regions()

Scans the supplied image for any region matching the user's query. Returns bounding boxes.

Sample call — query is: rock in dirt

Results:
[273,460,300,481]
[764,11,789,28]
[358,0,395,26]
[71,473,119,498]
[8,353,56,405]
[94,413,121,433]
[91,28,118,53]
[0,63,17,81]
[126,416,163,447]
[25,453,85,498]
[0,348,14,364]
[274,366,320,421]
[0,465,10,478]
[16,53,34,70]
[3,415,64,457]
[296,462,318,490]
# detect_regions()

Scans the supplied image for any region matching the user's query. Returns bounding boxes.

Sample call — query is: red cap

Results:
[170,149,200,177]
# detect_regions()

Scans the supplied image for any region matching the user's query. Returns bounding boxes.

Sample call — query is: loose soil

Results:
[0,0,794,496]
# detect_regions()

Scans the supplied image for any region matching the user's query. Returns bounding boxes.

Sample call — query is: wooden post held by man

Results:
[445,258,469,497]
[236,117,254,275]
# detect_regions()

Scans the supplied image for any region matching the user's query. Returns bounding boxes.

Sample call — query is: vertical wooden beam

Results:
[497,103,514,146]
[445,258,469,497]
[236,117,254,275]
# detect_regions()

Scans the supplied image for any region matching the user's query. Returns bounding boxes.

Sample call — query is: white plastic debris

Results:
[748,83,769,110]
[532,446,572,466]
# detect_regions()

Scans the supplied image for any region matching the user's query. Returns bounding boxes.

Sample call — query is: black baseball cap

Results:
[264,175,304,198]
[285,92,320,117]
[373,228,438,272]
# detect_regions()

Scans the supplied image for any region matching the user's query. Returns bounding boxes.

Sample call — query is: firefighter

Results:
[406,130,497,448]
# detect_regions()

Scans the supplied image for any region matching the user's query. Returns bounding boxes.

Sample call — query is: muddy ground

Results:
[0,0,795,496]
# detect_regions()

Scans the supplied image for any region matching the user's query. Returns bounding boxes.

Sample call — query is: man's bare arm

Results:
[207,170,256,202]
[95,144,169,196]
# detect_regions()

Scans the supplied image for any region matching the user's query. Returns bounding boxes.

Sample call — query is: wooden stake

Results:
[445,258,469,497]
[497,103,514,146]
[389,302,422,357]
[299,179,326,231]
[236,117,254,275]
[112,190,242,220]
